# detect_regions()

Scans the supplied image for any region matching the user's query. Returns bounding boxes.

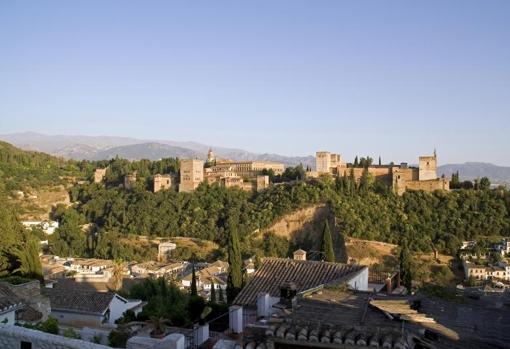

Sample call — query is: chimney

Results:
[385,276,393,295]
[257,292,271,318]
[229,305,243,334]
[293,249,307,261]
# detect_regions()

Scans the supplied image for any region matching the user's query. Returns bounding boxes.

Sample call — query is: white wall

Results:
[108,295,142,325]
[347,267,369,291]
[0,325,111,349]
[0,310,16,325]
[52,310,104,328]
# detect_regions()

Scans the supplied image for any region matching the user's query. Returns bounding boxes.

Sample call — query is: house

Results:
[65,258,114,274]
[0,286,22,325]
[0,282,47,325]
[45,287,143,328]
[233,250,368,308]
[181,261,228,291]
[130,261,184,278]
[21,220,59,235]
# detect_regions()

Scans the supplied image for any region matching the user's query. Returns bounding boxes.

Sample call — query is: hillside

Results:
[91,142,198,160]
[0,141,83,192]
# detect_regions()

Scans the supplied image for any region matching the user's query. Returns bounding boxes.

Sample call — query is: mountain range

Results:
[0,132,316,167]
[1,132,509,186]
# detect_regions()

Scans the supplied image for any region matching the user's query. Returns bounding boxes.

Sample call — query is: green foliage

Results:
[321,221,335,262]
[227,212,243,303]
[39,317,59,335]
[62,327,80,339]
[262,232,289,257]
[108,327,131,348]
[210,281,216,304]
[399,239,413,290]
[128,278,188,326]
[14,239,43,281]
[190,264,198,297]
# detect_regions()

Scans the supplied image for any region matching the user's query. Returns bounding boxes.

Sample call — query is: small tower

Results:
[293,249,307,261]
[207,148,216,164]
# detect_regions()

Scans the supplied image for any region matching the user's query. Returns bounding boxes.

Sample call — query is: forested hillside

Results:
[50,174,510,261]
[1,141,510,272]
[0,141,84,191]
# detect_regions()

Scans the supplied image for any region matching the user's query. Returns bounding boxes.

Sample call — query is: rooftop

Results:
[233,258,365,306]
[45,287,115,315]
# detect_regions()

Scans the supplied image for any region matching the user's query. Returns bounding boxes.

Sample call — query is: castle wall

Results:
[403,178,450,193]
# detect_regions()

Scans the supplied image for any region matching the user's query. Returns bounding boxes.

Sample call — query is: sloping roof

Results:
[0,284,23,313]
[17,305,43,322]
[234,258,365,306]
[45,288,114,315]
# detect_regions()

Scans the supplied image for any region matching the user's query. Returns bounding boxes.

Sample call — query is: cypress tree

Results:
[227,217,243,303]
[378,156,382,166]
[321,221,335,262]
[399,238,413,291]
[210,281,216,304]
[190,263,198,297]
[218,285,225,303]
[353,156,359,167]
[14,239,43,281]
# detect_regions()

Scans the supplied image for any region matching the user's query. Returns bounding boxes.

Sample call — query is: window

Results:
[20,341,32,349]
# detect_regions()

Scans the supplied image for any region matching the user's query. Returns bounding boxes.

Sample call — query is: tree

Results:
[14,239,43,281]
[190,263,198,297]
[399,239,413,291]
[227,217,243,303]
[321,221,335,262]
[111,260,124,291]
[210,281,216,304]
[353,156,359,167]
[479,177,491,190]
[359,168,371,193]
[450,171,460,189]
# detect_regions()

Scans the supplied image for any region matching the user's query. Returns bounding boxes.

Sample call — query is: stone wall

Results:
[0,325,111,349]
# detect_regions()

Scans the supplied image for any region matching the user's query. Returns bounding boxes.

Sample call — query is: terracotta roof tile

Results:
[233,258,365,306]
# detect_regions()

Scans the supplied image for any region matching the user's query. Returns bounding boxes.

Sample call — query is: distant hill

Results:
[0,132,315,167]
[438,162,510,186]
[92,142,198,161]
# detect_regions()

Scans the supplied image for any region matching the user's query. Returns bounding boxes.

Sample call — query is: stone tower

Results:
[153,174,172,193]
[179,159,204,192]
[316,151,332,174]
[418,151,437,181]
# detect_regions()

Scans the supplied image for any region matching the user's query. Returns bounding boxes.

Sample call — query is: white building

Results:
[22,220,59,235]
[46,287,143,328]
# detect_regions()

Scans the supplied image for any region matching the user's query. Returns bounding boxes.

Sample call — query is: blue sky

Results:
[1,1,509,165]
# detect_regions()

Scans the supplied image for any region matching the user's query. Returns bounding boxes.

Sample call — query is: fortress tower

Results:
[419,151,438,181]
[179,159,204,192]
[153,174,172,193]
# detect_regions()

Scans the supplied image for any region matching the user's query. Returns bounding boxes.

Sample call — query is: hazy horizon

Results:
[1,1,509,165]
